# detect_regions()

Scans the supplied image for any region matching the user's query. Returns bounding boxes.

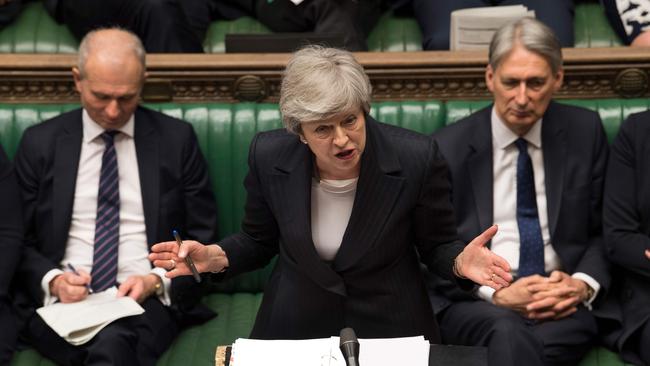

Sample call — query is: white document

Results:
[231,338,334,366]
[450,5,536,50]
[36,287,145,346]
[329,336,429,366]
[229,335,429,366]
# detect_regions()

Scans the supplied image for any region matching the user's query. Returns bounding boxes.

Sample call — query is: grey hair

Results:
[489,18,562,74]
[77,27,146,80]
[279,45,372,134]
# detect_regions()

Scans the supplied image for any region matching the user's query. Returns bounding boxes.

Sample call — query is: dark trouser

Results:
[23,297,178,366]
[639,321,650,366]
[438,301,597,366]
[182,0,383,52]
[411,0,575,50]
[0,300,18,365]
[623,319,650,366]
[56,0,204,52]
[0,0,22,27]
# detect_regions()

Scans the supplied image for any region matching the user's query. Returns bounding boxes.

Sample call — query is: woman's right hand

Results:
[456,225,512,289]
[149,241,229,278]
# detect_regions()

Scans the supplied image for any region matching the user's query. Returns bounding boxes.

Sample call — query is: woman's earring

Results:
[301,139,308,145]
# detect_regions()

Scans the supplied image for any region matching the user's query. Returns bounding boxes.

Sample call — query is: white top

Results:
[41,110,170,305]
[477,108,599,306]
[310,177,358,261]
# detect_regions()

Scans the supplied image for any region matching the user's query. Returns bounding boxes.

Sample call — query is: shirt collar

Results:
[490,107,542,150]
[82,109,135,143]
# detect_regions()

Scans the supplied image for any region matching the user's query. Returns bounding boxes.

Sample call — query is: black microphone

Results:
[339,327,360,366]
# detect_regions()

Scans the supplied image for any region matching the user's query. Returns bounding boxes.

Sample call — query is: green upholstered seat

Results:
[0,2,76,53]
[3,99,639,366]
[0,1,622,54]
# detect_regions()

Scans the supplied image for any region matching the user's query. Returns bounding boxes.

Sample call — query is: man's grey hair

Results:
[279,45,372,134]
[489,18,562,74]
[77,27,146,80]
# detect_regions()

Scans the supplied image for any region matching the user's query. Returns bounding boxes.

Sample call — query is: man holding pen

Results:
[12,27,218,366]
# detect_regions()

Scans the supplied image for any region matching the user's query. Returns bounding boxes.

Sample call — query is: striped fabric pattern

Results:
[91,130,120,292]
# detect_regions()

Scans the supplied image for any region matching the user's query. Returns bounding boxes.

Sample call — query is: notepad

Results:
[229,335,429,366]
[36,287,145,345]
[450,5,536,50]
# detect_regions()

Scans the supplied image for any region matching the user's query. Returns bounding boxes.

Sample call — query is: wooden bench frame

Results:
[0,47,648,103]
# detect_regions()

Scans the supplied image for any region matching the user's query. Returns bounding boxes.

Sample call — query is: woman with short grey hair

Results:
[280,46,371,135]
[151,45,512,340]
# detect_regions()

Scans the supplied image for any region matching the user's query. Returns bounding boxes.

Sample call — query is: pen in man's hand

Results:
[172,230,202,283]
[66,263,93,294]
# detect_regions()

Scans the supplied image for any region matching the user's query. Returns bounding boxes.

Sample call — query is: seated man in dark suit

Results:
[0,143,23,364]
[407,0,574,49]
[1,0,205,52]
[426,18,616,366]
[12,27,218,365]
[42,0,380,53]
[42,0,205,52]
[179,0,382,52]
[603,109,650,366]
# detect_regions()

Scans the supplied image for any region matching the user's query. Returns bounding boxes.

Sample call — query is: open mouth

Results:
[335,149,355,160]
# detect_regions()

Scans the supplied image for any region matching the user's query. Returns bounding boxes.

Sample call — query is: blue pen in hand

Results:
[66,263,93,294]
[172,230,202,283]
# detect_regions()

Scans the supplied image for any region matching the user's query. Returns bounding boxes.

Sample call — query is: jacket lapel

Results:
[542,102,566,238]
[133,108,160,246]
[333,117,405,271]
[272,135,347,296]
[52,113,82,253]
[467,109,494,234]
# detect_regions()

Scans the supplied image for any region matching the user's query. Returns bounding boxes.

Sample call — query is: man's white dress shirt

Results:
[477,108,600,307]
[41,110,170,305]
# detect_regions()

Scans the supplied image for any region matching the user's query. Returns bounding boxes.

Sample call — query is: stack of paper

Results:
[229,335,429,366]
[450,5,536,50]
[36,287,145,345]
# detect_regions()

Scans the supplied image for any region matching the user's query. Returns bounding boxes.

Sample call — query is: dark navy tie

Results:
[91,130,120,292]
[515,138,545,277]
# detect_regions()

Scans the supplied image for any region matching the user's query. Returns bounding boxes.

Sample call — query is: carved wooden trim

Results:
[0,47,649,103]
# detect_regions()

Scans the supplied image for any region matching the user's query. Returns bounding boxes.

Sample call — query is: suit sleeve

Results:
[217,133,279,278]
[416,138,471,286]
[180,126,219,244]
[604,114,650,279]
[574,115,611,291]
[13,129,62,303]
[0,144,22,297]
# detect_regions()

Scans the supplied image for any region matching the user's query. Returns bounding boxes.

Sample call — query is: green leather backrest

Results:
[0,2,77,53]
[0,1,622,53]
[0,98,646,294]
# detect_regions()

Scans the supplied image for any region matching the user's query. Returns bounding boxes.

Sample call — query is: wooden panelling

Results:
[0,48,648,103]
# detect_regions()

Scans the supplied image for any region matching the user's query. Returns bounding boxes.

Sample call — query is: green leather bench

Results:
[0,0,622,53]
[2,99,640,366]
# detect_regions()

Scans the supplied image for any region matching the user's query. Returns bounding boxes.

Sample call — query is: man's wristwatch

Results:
[583,285,595,302]
[153,277,163,296]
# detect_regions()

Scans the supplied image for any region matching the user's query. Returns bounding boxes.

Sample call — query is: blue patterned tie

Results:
[515,138,545,277]
[91,130,120,292]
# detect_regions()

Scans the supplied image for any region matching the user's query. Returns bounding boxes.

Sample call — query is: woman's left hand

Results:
[149,241,229,278]
[455,225,513,290]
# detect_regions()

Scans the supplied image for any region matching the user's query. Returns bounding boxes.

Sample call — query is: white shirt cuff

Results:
[151,267,171,306]
[476,285,497,303]
[572,272,600,310]
[41,269,64,305]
